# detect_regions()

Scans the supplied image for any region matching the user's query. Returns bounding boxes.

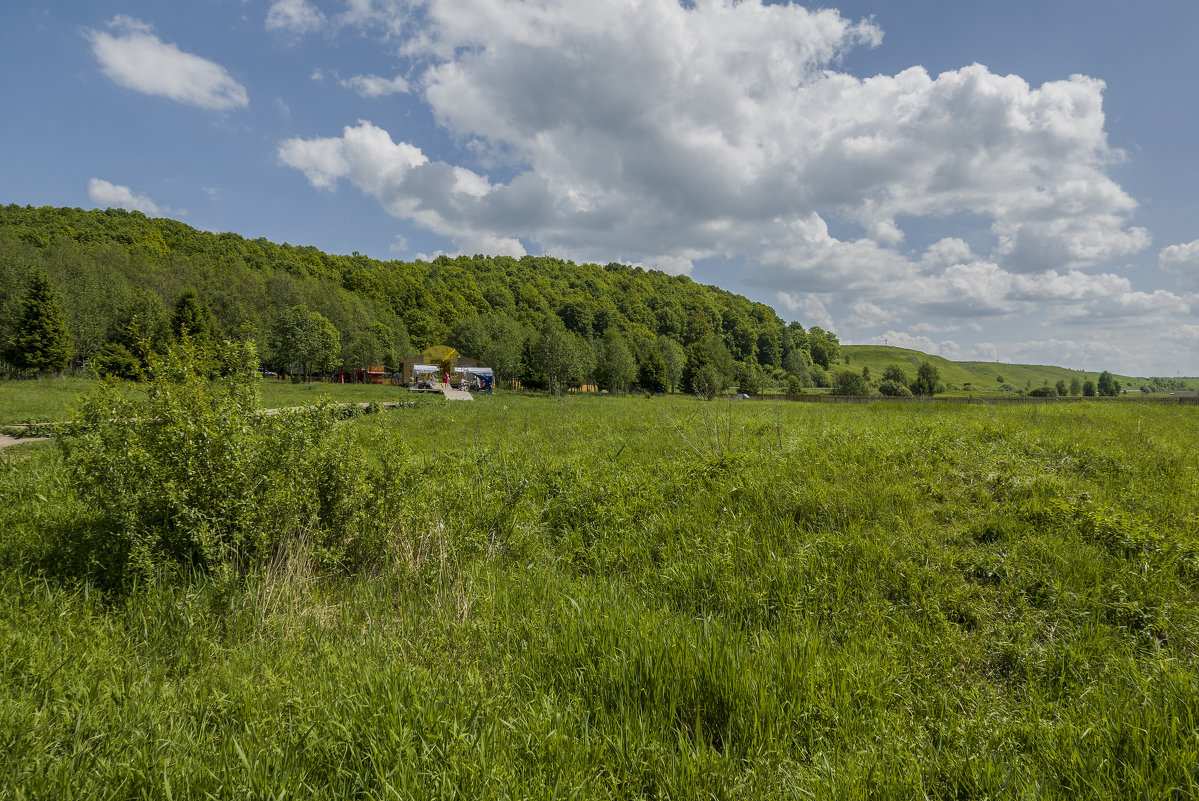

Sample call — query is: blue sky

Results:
[2,0,1197,376]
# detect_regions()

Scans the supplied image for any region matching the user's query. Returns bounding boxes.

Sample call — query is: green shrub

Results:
[60,338,372,578]
[878,379,912,397]
[831,369,870,396]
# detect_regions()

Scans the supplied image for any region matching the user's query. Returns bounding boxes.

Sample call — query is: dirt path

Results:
[0,433,50,452]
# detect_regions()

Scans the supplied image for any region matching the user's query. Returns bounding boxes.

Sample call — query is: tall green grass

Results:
[2,395,1198,798]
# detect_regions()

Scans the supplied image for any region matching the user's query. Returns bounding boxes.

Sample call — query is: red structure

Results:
[336,366,391,384]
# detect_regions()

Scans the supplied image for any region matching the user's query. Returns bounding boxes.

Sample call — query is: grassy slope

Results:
[840,344,1196,392]
[2,394,1198,798]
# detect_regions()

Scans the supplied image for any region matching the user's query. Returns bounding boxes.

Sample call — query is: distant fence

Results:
[754,393,1199,406]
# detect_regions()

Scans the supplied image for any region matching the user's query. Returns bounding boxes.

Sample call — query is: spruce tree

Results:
[171,288,217,343]
[3,272,72,374]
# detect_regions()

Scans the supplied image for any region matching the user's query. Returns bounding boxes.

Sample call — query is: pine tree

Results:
[171,288,217,343]
[636,348,668,393]
[3,272,72,374]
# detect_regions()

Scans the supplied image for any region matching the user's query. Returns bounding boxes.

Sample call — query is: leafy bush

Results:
[878,379,912,397]
[831,369,870,396]
[809,364,830,388]
[61,338,373,578]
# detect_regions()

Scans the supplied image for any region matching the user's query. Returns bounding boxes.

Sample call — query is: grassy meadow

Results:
[2,388,1198,798]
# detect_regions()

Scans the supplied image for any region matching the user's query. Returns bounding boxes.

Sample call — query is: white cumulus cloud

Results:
[1159,239,1199,288]
[86,16,248,110]
[88,178,172,216]
[275,0,1183,372]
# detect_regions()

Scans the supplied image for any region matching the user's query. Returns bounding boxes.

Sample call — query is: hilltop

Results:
[842,345,1198,395]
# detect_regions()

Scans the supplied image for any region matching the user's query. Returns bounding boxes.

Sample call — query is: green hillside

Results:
[842,345,1197,394]
[0,205,807,391]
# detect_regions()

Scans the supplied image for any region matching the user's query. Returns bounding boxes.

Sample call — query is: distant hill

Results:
[842,345,1198,394]
[0,205,803,389]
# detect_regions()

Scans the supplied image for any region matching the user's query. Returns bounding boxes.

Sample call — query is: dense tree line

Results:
[0,205,830,393]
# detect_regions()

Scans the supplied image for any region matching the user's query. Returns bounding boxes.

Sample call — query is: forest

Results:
[0,205,841,394]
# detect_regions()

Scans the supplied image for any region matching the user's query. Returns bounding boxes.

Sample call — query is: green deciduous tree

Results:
[807,327,840,369]
[269,305,341,379]
[655,335,685,393]
[62,337,377,579]
[911,361,940,396]
[1097,370,1120,396]
[1082,379,1096,397]
[595,328,637,393]
[832,369,870,396]
[344,320,398,370]
[2,272,72,374]
[736,362,765,396]
[691,364,722,400]
[528,316,592,395]
[681,334,734,395]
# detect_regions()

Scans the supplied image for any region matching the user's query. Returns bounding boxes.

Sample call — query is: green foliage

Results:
[682,334,734,394]
[636,347,669,394]
[785,374,803,394]
[0,206,821,393]
[690,364,722,400]
[831,368,870,396]
[735,362,765,396]
[807,326,839,369]
[450,312,526,386]
[2,272,72,375]
[89,341,141,379]
[529,316,592,395]
[109,286,170,359]
[1083,379,1097,397]
[1028,385,1058,397]
[878,379,912,397]
[170,288,217,343]
[269,305,341,378]
[809,363,830,388]
[344,320,399,369]
[911,360,940,396]
[883,364,909,384]
[595,328,636,393]
[1098,370,1121,396]
[655,335,685,392]
[3,398,1199,797]
[58,339,383,579]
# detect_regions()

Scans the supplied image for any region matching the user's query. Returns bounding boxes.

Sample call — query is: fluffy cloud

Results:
[277,0,1182,372]
[1159,239,1199,288]
[282,1,1145,273]
[267,0,327,34]
[341,73,410,97]
[88,178,172,216]
[86,16,248,110]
